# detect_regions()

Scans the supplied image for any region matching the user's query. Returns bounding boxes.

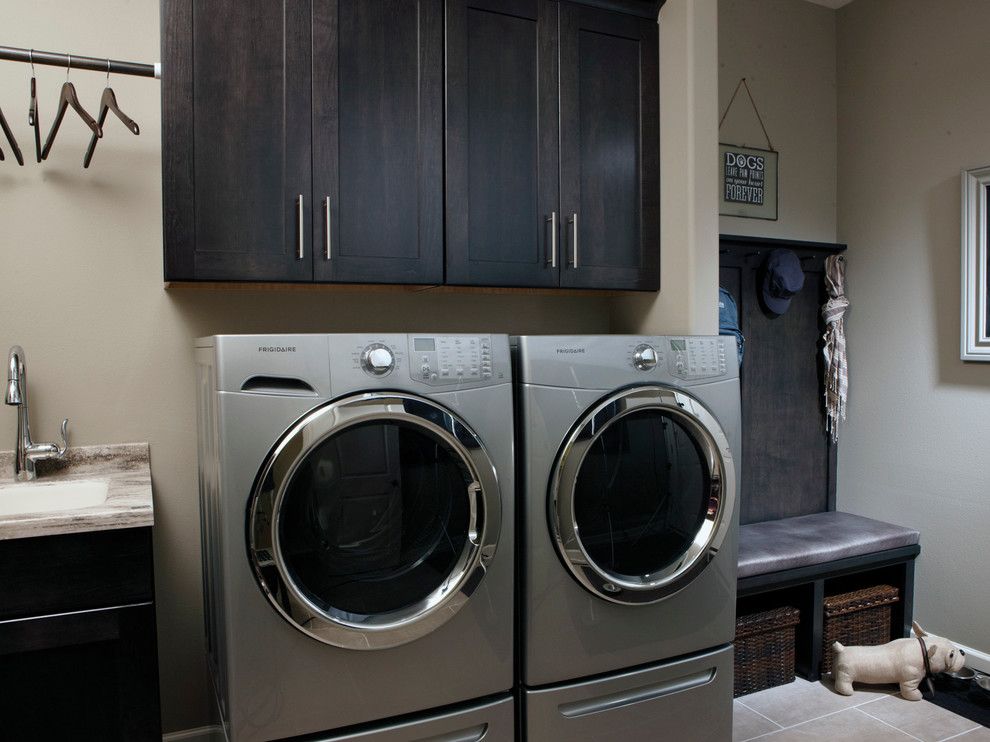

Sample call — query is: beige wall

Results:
[0,2,612,733]
[612,0,720,336]
[717,0,837,242]
[836,0,990,653]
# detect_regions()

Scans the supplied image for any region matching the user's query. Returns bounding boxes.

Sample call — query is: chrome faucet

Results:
[5,346,69,480]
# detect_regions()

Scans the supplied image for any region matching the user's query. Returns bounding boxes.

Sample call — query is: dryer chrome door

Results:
[550,385,735,605]
[248,392,501,649]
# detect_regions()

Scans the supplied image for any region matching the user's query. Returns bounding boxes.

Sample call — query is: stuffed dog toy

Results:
[833,621,966,700]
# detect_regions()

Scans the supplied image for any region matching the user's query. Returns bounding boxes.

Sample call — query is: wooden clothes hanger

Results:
[41,54,102,161]
[0,104,24,165]
[84,59,140,168]
[0,54,25,167]
[28,49,42,163]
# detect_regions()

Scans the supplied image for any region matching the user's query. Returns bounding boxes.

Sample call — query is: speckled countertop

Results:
[0,443,154,540]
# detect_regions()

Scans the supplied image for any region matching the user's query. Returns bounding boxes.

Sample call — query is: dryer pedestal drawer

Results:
[524,645,733,742]
[316,694,514,742]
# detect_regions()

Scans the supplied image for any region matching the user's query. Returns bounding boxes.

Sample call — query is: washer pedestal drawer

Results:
[524,645,732,742]
[316,694,514,742]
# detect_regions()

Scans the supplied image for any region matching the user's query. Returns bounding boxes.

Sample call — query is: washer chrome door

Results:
[550,385,735,605]
[249,392,501,649]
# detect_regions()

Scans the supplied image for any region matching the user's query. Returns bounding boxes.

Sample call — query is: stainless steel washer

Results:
[196,334,514,742]
[512,335,740,741]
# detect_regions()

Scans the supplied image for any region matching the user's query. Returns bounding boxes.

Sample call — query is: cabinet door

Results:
[164,0,312,282]
[312,0,444,284]
[446,0,560,287]
[0,603,161,740]
[559,3,659,291]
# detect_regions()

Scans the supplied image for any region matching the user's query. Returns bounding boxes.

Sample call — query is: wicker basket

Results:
[734,606,801,697]
[821,585,899,675]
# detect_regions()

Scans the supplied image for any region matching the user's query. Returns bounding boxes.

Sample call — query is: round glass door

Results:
[550,385,735,605]
[249,393,500,649]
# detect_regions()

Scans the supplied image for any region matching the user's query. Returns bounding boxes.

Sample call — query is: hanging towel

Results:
[822,255,848,442]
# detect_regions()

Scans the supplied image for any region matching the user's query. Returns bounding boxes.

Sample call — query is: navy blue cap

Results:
[762,249,805,315]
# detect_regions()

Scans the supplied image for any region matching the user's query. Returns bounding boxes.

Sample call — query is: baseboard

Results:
[163,725,225,742]
[956,641,990,674]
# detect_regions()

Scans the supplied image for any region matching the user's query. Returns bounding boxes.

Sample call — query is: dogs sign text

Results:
[718,144,778,220]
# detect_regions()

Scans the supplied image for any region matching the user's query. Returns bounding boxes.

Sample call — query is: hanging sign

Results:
[718,78,779,220]
[719,144,778,220]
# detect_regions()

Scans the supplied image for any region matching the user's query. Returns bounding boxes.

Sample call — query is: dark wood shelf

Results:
[720,234,848,256]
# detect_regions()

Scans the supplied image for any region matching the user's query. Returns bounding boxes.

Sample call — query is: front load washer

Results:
[195,334,514,742]
[512,335,740,741]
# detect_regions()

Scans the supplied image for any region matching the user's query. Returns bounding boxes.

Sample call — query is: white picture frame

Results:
[962,166,990,361]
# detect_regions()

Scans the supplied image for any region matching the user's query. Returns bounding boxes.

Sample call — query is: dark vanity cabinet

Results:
[0,528,161,740]
[163,0,660,290]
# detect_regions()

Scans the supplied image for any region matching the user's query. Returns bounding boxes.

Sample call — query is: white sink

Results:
[0,479,110,517]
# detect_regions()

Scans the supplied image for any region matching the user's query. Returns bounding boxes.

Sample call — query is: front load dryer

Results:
[195,334,514,742]
[512,335,740,741]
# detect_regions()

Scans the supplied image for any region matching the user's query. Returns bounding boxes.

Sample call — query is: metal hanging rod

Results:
[0,45,160,79]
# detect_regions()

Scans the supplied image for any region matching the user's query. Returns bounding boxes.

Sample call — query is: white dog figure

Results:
[832,621,966,700]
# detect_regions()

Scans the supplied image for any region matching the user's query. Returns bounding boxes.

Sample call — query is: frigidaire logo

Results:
[556,348,586,354]
[258,346,296,353]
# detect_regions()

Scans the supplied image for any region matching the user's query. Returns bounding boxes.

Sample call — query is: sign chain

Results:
[719,77,774,152]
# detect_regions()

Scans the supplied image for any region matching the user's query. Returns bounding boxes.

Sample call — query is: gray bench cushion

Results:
[738,511,920,579]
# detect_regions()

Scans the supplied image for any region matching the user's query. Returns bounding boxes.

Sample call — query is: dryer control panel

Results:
[668,337,728,380]
[408,335,494,385]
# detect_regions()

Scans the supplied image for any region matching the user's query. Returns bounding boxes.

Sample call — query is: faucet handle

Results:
[55,418,69,458]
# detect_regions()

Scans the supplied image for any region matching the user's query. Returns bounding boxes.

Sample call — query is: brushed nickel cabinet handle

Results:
[568,212,578,268]
[549,211,558,267]
[296,194,304,260]
[324,196,332,261]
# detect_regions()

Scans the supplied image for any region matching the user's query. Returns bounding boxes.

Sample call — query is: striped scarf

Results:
[822,255,848,442]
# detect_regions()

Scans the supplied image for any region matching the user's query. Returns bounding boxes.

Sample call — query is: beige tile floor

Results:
[734,678,989,741]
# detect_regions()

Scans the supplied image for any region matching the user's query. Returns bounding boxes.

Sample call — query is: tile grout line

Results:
[854,707,926,742]
[743,729,784,741]
[735,698,785,731]
[853,692,898,708]
[937,725,982,741]
[742,706,877,740]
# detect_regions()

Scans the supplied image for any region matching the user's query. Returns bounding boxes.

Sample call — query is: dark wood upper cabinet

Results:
[164,0,313,282]
[445,0,559,288]
[446,0,658,290]
[559,3,659,290]
[312,0,444,284]
[162,0,659,290]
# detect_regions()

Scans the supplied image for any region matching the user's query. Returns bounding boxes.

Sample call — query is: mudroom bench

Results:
[736,511,920,680]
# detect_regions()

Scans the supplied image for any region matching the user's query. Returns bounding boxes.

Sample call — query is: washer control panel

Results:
[409,335,494,385]
[668,337,728,380]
